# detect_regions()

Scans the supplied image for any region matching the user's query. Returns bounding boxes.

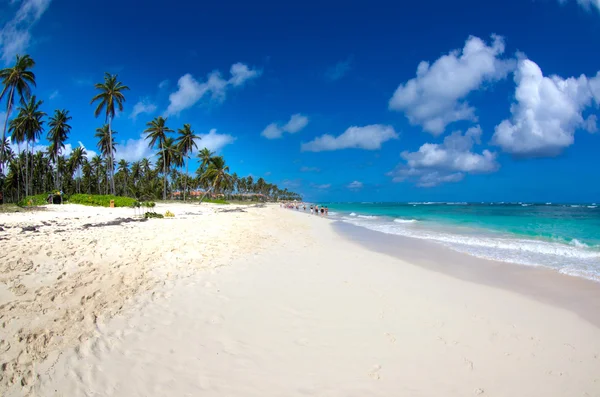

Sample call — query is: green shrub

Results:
[203,198,229,204]
[68,194,137,208]
[144,211,164,219]
[18,193,50,207]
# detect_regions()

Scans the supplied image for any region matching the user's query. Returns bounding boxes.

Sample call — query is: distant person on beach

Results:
[325,207,329,216]
[320,207,324,215]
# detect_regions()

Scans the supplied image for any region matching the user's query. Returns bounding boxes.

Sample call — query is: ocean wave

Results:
[446,202,467,205]
[349,212,357,216]
[393,218,418,224]
[588,205,597,209]
[340,217,600,265]
[357,215,378,219]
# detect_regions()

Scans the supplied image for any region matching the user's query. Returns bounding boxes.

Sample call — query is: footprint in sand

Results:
[385,332,396,344]
[368,364,382,380]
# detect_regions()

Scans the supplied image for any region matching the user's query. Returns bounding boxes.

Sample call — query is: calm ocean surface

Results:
[321,202,600,282]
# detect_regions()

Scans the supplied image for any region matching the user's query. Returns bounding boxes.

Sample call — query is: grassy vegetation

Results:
[202,198,230,205]
[67,194,137,208]
[17,193,50,207]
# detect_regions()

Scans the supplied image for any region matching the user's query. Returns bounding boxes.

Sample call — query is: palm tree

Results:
[117,159,129,195]
[0,54,36,191]
[69,146,86,193]
[91,72,129,195]
[90,155,103,194]
[9,116,25,200]
[9,95,45,196]
[197,147,214,174]
[176,124,199,201]
[144,116,173,200]
[95,124,117,189]
[156,136,183,199]
[47,109,72,190]
[200,156,231,203]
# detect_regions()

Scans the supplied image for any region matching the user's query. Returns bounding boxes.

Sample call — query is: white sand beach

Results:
[1,204,599,396]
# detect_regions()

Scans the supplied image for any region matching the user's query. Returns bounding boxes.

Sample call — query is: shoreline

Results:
[333,220,600,328]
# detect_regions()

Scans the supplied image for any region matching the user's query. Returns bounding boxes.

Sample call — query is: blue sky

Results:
[1,0,599,202]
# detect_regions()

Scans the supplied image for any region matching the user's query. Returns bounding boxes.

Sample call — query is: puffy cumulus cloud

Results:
[115,135,155,163]
[389,35,514,135]
[261,114,309,139]
[165,63,261,116]
[492,59,600,157]
[0,0,52,64]
[347,181,363,189]
[301,124,398,152]
[194,129,236,153]
[261,123,283,139]
[129,98,157,120]
[388,126,498,187]
[229,63,261,86]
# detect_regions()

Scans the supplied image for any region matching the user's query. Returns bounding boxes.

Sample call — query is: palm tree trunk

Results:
[1,86,14,199]
[24,142,28,197]
[199,183,216,204]
[108,116,116,196]
[162,145,167,201]
[16,144,21,201]
[184,156,188,201]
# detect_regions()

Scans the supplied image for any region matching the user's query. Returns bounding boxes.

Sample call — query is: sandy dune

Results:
[1,204,600,396]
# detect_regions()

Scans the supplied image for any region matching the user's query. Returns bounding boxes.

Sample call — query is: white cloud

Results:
[229,63,261,86]
[301,124,398,152]
[347,181,363,189]
[158,79,169,89]
[10,139,96,160]
[0,0,52,64]
[313,183,331,189]
[585,114,598,133]
[194,129,236,153]
[115,135,154,163]
[261,123,283,139]
[300,166,320,172]
[165,63,261,116]
[389,35,514,135]
[283,114,309,133]
[559,0,600,11]
[492,58,600,157]
[388,126,498,187]
[49,90,59,100]
[326,58,352,81]
[129,98,157,120]
[261,113,309,139]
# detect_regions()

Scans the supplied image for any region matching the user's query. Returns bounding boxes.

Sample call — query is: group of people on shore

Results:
[281,202,329,216]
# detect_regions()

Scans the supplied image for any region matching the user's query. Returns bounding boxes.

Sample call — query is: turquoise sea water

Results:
[323,202,600,282]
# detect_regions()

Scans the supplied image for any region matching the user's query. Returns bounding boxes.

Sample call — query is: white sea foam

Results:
[349,213,357,216]
[394,218,418,223]
[339,216,600,282]
[588,206,597,209]
[569,239,589,248]
[357,215,378,219]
